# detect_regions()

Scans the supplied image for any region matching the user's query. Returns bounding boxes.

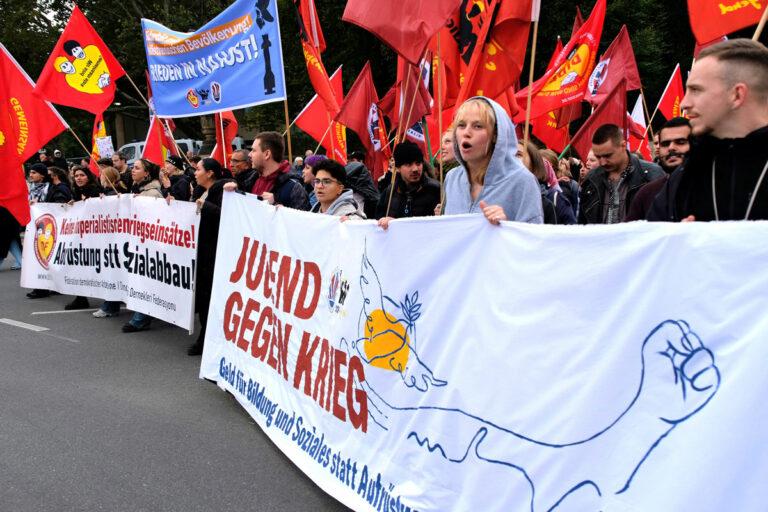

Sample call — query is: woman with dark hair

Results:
[65,166,102,310]
[187,158,235,355]
[71,166,102,201]
[310,159,366,219]
[301,154,327,207]
[130,159,163,198]
[517,141,576,225]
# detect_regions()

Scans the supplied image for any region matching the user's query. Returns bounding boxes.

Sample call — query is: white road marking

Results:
[0,318,49,332]
[40,332,80,344]
[31,309,98,315]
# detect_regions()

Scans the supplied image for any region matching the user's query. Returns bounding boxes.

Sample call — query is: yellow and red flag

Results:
[89,113,107,175]
[688,0,765,44]
[295,67,347,164]
[532,110,570,153]
[34,6,125,115]
[657,64,685,120]
[211,111,238,167]
[295,1,338,116]
[0,44,68,225]
[516,0,606,121]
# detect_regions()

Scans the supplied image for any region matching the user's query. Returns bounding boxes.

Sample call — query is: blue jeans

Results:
[100,301,121,314]
[129,311,151,328]
[8,239,22,267]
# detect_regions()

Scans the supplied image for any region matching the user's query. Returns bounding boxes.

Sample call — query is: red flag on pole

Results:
[295,0,326,52]
[687,0,766,44]
[572,6,585,38]
[142,116,179,166]
[296,0,338,115]
[89,113,106,175]
[334,62,390,180]
[456,0,538,104]
[34,5,125,114]
[657,64,685,120]
[586,25,642,106]
[211,111,238,166]
[0,44,68,225]
[379,56,432,132]
[295,66,347,163]
[694,36,728,58]
[532,110,570,153]
[342,0,457,65]
[570,79,627,160]
[516,0,607,121]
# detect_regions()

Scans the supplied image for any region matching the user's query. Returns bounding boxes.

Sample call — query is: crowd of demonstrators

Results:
[376,141,441,226]
[15,38,768,355]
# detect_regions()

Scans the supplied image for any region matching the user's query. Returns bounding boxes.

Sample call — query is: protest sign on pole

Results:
[21,196,200,331]
[200,192,768,511]
[142,0,286,117]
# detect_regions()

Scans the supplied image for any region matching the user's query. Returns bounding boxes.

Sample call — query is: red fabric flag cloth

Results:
[334,62,390,180]
[572,6,585,38]
[142,116,179,166]
[295,67,347,163]
[211,111,239,166]
[0,44,68,225]
[570,79,627,160]
[343,0,458,65]
[300,39,339,116]
[456,0,535,105]
[89,113,106,176]
[295,0,326,52]
[694,36,728,58]
[657,64,685,120]
[532,110,570,153]
[586,25,642,106]
[379,56,432,132]
[34,5,125,114]
[688,0,765,44]
[516,0,606,121]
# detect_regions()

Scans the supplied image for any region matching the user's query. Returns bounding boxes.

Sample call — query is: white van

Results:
[118,139,202,166]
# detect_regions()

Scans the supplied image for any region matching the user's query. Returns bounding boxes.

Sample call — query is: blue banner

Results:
[142,0,286,117]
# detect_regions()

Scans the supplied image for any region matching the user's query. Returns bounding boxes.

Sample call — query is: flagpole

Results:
[67,127,93,160]
[753,7,768,40]
[394,65,414,145]
[282,116,299,137]
[523,18,541,148]
[642,64,679,141]
[326,112,336,159]
[314,123,332,154]
[639,90,656,152]
[283,99,293,162]
[436,32,445,209]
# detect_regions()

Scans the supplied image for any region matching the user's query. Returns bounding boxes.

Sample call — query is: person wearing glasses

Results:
[309,159,366,219]
[229,149,258,192]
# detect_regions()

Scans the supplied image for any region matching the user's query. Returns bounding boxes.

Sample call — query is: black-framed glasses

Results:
[313,178,339,187]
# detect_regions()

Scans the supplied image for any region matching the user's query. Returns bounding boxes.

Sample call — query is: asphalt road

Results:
[0,262,348,512]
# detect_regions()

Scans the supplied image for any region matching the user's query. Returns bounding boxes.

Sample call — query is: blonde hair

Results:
[452,98,497,184]
[100,166,121,189]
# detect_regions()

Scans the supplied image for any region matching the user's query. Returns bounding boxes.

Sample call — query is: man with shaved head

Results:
[649,39,768,221]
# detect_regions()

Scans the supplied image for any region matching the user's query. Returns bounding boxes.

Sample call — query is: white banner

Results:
[201,192,768,511]
[21,195,199,330]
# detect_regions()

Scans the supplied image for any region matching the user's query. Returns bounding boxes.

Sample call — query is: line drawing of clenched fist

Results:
[637,319,720,425]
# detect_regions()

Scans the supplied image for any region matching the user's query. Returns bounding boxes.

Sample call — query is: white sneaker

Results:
[93,309,113,318]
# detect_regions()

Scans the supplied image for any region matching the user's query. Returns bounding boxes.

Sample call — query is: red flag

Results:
[0,44,68,225]
[295,0,326,52]
[456,0,537,104]
[532,110,570,153]
[142,116,179,165]
[572,7,585,38]
[34,6,125,114]
[342,0,457,64]
[334,62,390,180]
[570,79,627,160]
[516,0,606,120]
[211,111,238,166]
[687,0,765,44]
[300,39,339,116]
[295,67,347,163]
[586,25,642,106]
[546,37,564,70]
[379,56,432,132]
[89,113,106,176]
[657,64,685,120]
[694,36,728,58]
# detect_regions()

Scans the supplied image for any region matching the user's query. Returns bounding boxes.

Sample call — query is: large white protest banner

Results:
[201,192,768,511]
[21,195,199,331]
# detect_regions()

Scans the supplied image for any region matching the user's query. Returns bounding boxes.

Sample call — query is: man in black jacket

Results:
[345,159,379,219]
[648,39,768,222]
[228,149,258,192]
[376,141,440,221]
[579,124,664,224]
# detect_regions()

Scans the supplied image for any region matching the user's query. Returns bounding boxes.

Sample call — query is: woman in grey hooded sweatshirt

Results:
[310,159,366,219]
[443,97,543,224]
